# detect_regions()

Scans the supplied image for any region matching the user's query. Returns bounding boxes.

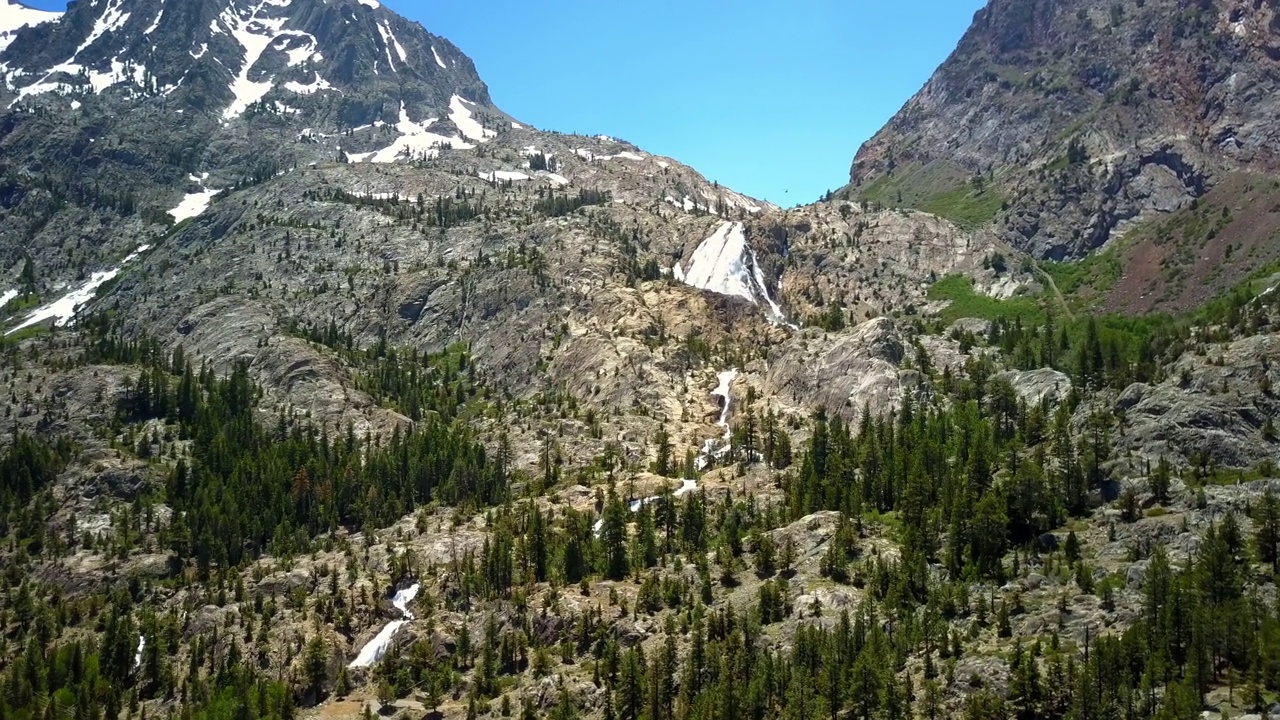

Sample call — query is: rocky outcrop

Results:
[765,318,925,421]
[994,368,1072,406]
[1114,333,1280,469]
[848,0,1280,258]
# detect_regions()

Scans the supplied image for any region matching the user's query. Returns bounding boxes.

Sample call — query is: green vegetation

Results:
[855,160,965,208]
[926,275,1042,324]
[2,278,1280,719]
[82,320,510,574]
[854,161,1005,228]
[1041,248,1125,302]
[918,185,1006,229]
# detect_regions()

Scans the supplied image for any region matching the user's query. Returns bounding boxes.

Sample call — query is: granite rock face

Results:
[848,0,1280,259]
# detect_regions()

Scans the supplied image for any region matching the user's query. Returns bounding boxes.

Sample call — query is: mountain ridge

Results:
[847,0,1280,260]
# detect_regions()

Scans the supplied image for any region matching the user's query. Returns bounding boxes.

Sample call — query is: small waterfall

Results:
[349,583,420,668]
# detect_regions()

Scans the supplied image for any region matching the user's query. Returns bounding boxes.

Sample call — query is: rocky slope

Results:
[848,0,1280,260]
[0,0,501,298]
[1,2,1279,720]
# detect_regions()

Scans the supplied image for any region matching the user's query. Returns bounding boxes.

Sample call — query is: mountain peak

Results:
[0,0,497,127]
[847,0,1280,259]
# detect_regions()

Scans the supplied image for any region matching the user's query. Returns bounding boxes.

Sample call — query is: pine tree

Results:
[653,426,672,477]
[302,635,329,704]
[1255,488,1280,574]
[602,488,630,581]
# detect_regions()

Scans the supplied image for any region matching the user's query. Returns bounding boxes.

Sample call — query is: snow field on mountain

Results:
[7,246,150,334]
[0,0,61,53]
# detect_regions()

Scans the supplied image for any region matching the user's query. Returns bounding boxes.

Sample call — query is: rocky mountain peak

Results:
[0,0,496,127]
[847,0,1280,259]
[0,1,62,54]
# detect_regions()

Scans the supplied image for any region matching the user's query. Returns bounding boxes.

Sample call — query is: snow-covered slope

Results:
[0,0,60,53]
[7,245,150,334]
[0,0,502,138]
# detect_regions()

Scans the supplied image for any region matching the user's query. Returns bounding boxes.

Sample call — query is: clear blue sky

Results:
[26,0,987,206]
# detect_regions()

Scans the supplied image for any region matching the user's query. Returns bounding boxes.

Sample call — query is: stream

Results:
[593,369,737,534]
[350,371,740,664]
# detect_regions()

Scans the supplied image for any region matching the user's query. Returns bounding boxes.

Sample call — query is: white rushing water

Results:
[593,371,737,534]
[348,583,419,668]
[696,369,739,470]
[678,222,793,327]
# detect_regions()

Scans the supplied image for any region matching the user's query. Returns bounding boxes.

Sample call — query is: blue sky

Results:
[25,0,986,206]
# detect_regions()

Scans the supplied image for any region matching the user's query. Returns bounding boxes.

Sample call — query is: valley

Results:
[0,0,1278,719]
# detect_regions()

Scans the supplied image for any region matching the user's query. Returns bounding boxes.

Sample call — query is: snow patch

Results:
[143,2,163,35]
[665,195,708,214]
[76,0,130,57]
[375,21,400,70]
[168,189,218,223]
[351,102,474,164]
[431,45,447,69]
[283,72,331,95]
[0,289,17,309]
[380,22,407,63]
[0,0,62,54]
[478,170,531,183]
[575,148,646,163]
[219,2,289,121]
[278,33,319,67]
[448,95,496,142]
[7,245,150,335]
[7,0,146,104]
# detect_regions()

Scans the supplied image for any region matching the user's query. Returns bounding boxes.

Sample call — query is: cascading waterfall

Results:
[696,369,738,470]
[676,221,794,328]
[593,370,736,534]
[348,583,420,668]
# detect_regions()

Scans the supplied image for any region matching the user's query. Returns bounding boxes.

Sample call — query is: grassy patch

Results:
[0,325,47,345]
[919,186,1006,229]
[0,292,41,319]
[855,161,971,210]
[1043,247,1125,302]
[927,275,1044,324]
[1204,464,1272,487]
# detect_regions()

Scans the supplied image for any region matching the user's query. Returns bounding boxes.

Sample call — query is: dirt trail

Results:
[1033,263,1075,322]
